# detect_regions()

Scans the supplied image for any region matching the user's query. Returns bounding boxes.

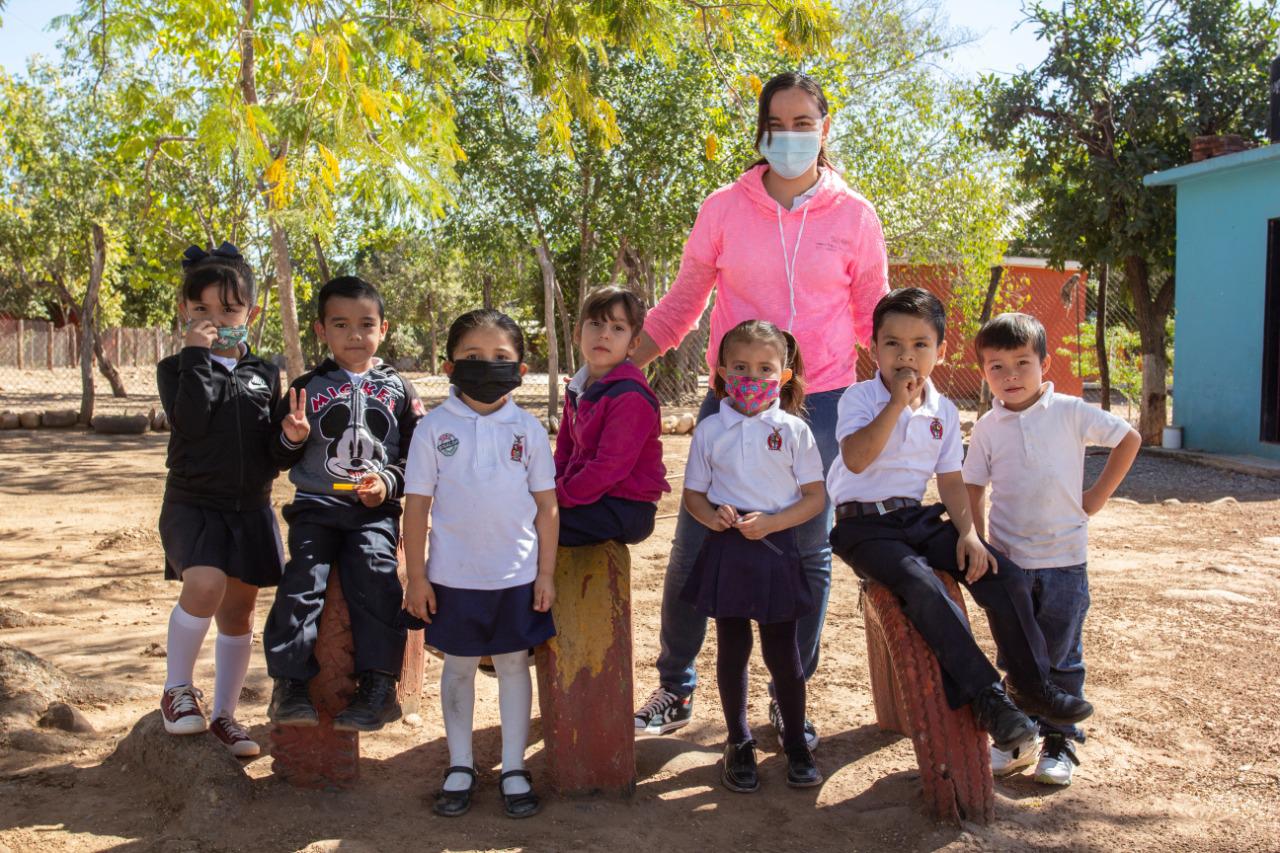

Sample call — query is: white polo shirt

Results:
[826,373,963,504]
[404,388,556,590]
[683,398,824,513]
[963,384,1132,569]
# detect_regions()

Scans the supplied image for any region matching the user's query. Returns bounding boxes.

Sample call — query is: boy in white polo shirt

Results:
[964,312,1140,786]
[828,288,1095,756]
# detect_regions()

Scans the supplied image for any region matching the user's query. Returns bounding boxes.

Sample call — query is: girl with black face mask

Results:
[401,309,559,819]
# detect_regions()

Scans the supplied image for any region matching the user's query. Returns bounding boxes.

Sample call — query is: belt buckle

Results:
[875,500,888,515]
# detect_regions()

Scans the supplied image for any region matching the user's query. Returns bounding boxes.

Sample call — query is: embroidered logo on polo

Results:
[510,433,525,463]
[437,433,459,456]
[767,427,783,451]
[929,418,943,440]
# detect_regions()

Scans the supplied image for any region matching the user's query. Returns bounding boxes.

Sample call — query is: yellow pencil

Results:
[332,483,357,491]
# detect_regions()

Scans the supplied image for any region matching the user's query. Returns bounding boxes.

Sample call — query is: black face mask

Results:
[450,359,522,404]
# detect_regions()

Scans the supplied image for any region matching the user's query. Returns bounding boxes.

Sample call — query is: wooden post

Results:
[16,319,24,370]
[269,544,425,790]
[46,321,54,370]
[535,542,635,797]
[861,573,994,825]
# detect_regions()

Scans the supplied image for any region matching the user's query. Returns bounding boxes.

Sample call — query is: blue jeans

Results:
[655,388,843,697]
[996,563,1090,740]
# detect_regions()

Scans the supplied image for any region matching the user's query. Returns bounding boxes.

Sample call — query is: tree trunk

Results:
[1096,264,1111,411]
[313,233,332,283]
[553,278,575,374]
[92,321,127,397]
[79,225,107,424]
[1124,255,1169,443]
[534,242,560,427]
[426,292,439,372]
[241,0,304,379]
[482,273,494,310]
[976,265,1004,417]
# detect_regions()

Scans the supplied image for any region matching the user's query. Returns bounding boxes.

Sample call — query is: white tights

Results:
[440,651,532,795]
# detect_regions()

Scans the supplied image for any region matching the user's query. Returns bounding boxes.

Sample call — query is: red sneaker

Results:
[160,684,207,735]
[210,715,260,757]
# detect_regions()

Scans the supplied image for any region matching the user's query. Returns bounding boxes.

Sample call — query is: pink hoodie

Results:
[644,165,889,393]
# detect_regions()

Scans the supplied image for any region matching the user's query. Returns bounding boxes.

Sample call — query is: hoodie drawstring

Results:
[776,204,808,332]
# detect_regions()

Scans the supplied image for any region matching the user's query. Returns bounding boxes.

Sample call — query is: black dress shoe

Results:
[499,769,542,818]
[268,678,318,727]
[970,683,1038,753]
[721,739,759,793]
[784,744,823,788]
[433,766,476,817]
[333,671,402,732]
[1009,681,1094,726]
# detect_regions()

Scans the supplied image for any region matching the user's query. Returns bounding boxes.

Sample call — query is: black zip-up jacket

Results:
[157,345,282,512]
[271,358,424,510]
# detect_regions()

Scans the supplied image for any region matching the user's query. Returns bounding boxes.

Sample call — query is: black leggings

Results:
[716,617,806,751]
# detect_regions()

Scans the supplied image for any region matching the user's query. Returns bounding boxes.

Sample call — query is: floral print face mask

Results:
[724,374,780,415]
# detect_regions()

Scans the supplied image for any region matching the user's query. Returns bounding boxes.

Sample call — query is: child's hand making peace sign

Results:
[282,388,310,444]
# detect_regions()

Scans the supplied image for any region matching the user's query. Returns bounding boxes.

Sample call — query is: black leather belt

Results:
[835,498,921,520]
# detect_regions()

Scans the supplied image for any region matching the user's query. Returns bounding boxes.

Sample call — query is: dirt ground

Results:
[1,424,1278,853]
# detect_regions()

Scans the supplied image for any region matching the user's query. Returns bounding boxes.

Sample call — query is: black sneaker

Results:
[1009,681,1094,726]
[784,743,822,788]
[970,683,1038,753]
[634,687,693,735]
[767,697,820,751]
[269,678,318,727]
[721,739,759,793]
[333,671,402,732]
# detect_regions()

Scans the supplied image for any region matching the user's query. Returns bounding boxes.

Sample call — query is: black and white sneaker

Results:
[768,697,820,751]
[634,687,693,735]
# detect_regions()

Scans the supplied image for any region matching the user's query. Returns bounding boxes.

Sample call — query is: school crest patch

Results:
[767,428,783,452]
[510,433,525,463]
[437,433,459,456]
[929,418,943,440]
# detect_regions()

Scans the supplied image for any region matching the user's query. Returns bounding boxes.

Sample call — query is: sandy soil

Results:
[0,426,1277,853]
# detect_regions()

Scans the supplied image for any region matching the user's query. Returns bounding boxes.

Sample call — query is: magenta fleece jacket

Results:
[554,361,671,508]
[644,164,889,393]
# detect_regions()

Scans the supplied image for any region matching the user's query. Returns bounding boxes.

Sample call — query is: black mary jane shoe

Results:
[432,766,477,817]
[499,769,542,819]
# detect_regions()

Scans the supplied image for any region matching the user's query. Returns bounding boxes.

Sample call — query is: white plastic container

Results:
[1162,426,1183,450]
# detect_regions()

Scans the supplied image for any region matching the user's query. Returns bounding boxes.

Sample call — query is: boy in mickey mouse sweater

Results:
[264,276,424,732]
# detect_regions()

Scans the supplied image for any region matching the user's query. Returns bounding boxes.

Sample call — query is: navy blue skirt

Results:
[158,499,284,587]
[424,581,556,657]
[680,525,813,624]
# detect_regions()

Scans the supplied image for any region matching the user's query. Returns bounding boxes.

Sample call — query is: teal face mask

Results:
[213,325,249,349]
[758,130,822,180]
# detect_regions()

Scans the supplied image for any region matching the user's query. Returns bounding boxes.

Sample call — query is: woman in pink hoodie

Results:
[631,72,889,749]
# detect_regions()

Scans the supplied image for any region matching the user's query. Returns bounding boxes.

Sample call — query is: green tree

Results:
[976,0,1279,442]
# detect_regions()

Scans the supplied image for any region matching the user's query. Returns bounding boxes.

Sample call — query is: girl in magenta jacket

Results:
[632,71,889,749]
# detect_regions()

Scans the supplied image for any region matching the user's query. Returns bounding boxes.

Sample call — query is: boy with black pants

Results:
[265,276,425,732]
[827,288,1093,753]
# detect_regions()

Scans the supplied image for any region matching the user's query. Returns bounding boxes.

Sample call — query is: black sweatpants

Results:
[264,501,406,681]
[558,496,657,547]
[830,503,1050,709]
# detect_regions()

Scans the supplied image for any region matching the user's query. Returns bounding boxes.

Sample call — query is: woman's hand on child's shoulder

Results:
[404,576,436,623]
[281,388,311,444]
[533,573,556,612]
[734,511,776,540]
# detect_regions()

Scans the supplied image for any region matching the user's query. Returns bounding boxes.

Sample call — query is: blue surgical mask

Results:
[758,131,822,180]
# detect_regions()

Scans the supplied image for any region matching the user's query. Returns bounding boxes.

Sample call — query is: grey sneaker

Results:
[768,697,819,751]
[634,687,693,735]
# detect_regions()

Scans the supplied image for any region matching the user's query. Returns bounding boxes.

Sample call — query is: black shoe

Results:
[269,678,318,727]
[970,683,1038,753]
[784,743,823,788]
[500,770,542,819]
[1009,681,1094,726]
[721,739,759,793]
[333,671,402,732]
[433,766,476,817]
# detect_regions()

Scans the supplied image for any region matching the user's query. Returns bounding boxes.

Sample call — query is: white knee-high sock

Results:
[212,631,253,720]
[165,605,212,691]
[492,650,532,795]
[441,655,481,792]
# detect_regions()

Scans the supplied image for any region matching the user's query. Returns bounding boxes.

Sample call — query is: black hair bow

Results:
[181,242,244,269]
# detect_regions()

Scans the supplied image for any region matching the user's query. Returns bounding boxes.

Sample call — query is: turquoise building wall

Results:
[1146,145,1280,460]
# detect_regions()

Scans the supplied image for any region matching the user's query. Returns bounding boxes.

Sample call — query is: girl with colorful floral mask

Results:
[678,319,826,793]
